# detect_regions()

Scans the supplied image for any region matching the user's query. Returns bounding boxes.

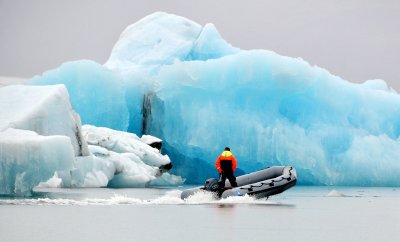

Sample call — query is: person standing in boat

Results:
[216,147,238,188]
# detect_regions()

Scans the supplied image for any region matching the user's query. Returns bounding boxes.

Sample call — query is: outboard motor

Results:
[204,178,220,192]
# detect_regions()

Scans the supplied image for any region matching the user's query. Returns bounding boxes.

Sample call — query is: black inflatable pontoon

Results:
[181,166,297,199]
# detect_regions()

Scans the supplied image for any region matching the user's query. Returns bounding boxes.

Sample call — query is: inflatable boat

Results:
[181,166,297,199]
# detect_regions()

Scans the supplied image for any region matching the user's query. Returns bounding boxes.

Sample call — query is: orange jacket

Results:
[215,151,237,173]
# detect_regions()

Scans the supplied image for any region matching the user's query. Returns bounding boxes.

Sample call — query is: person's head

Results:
[224,147,230,151]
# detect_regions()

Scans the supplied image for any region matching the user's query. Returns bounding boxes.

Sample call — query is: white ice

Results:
[0,85,182,196]
[78,125,183,187]
[0,128,75,196]
[0,84,88,156]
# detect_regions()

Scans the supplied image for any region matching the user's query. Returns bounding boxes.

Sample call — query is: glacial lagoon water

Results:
[0,186,399,242]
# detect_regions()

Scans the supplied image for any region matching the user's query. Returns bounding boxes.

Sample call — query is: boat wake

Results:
[0,190,278,206]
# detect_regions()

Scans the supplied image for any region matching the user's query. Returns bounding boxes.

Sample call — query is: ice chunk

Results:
[362,79,397,93]
[0,128,74,196]
[140,134,162,151]
[71,145,171,188]
[0,84,182,194]
[0,84,89,156]
[29,61,129,132]
[140,134,162,145]
[82,125,170,167]
[188,23,240,60]
[104,12,202,74]
[105,12,238,74]
[326,190,346,197]
[37,172,63,188]
[79,125,183,187]
[71,141,184,188]
[71,155,115,187]
[0,84,88,196]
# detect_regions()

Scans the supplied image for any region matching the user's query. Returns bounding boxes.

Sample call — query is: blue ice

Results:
[29,12,400,186]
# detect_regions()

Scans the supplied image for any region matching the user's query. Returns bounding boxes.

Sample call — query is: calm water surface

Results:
[0,186,399,242]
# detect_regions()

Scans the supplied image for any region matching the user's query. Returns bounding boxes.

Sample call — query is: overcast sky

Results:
[0,0,399,90]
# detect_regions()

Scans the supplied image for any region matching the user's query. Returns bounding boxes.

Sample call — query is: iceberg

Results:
[104,12,238,74]
[0,128,75,196]
[149,51,400,185]
[0,84,89,156]
[79,125,182,187]
[0,84,181,196]
[29,61,129,132]
[82,125,170,168]
[27,12,400,186]
[0,84,86,195]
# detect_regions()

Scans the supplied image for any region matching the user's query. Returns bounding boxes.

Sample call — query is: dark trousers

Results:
[218,170,237,188]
